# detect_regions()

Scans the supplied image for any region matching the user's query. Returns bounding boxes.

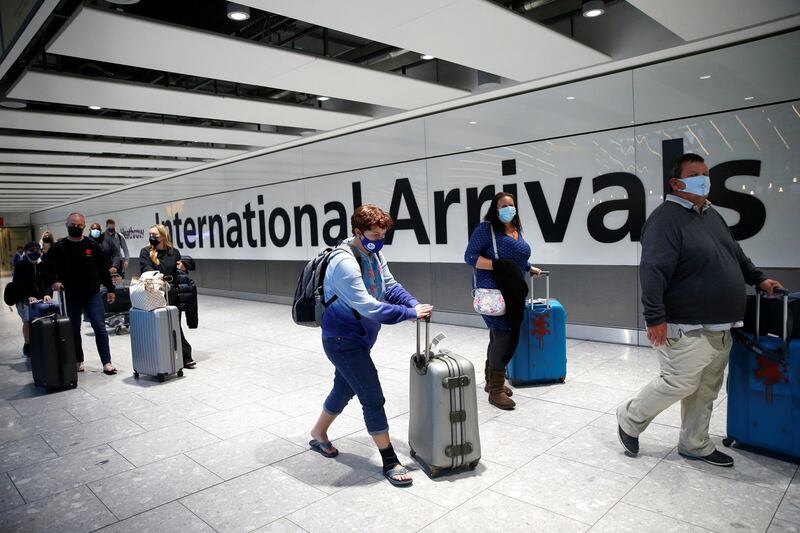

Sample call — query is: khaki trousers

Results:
[617,329,731,456]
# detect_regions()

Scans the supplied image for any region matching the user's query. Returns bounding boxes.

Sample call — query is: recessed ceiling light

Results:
[227,3,250,21]
[88,105,102,110]
[744,96,755,101]
[582,0,605,18]
[0,100,26,109]
[105,0,140,4]
[421,54,435,60]
[468,121,478,125]
[699,75,711,80]
[317,96,330,101]
[566,96,576,100]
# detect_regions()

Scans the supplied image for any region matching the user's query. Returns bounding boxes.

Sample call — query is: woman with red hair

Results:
[308,204,433,487]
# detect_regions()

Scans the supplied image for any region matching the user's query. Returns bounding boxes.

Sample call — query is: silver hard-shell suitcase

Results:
[130,306,183,382]
[408,318,481,477]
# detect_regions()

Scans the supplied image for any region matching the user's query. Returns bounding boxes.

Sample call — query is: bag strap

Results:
[473,223,499,290]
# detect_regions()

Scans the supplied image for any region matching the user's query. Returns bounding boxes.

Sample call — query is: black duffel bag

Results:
[742,290,800,339]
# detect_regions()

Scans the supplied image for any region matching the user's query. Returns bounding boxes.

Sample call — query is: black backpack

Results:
[3,279,23,306]
[292,245,360,327]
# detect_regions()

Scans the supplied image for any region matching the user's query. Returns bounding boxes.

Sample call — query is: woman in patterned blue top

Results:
[465,192,541,409]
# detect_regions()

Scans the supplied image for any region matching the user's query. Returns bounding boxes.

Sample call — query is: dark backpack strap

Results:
[326,244,362,321]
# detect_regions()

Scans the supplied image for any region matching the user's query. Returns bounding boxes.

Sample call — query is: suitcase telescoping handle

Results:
[529,270,551,309]
[755,287,790,342]
[415,316,431,367]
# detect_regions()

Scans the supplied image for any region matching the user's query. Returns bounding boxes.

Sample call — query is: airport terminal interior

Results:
[0,0,799,532]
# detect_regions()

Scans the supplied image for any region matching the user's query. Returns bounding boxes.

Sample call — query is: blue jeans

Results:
[322,336,388,435]
[66,291,111,365]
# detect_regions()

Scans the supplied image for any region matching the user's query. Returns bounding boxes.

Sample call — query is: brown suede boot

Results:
[484,361,513,396]
[488,370,516,410]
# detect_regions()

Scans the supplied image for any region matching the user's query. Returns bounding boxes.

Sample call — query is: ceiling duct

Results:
[477,70,501,87]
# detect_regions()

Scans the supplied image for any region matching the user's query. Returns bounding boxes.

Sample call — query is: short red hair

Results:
[351,204,393,234]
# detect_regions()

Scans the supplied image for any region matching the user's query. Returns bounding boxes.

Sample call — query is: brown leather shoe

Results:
[484,361,513,396]
[488,370,516,410]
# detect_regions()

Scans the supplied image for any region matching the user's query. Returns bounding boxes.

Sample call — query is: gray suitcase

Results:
[408,318,481,477]
[130,306,183,382]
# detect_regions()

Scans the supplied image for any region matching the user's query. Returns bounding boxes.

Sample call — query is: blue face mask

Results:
[27,252,40,262]
[678,175,711,197]
[90,229,101,238]
[498,206,517,223]
[359,235,384,254]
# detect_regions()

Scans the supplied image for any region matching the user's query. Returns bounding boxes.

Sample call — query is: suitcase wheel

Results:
[177,370,184,377]
[158,374,166,383]
[468,459,480,471]
[409,448,416,458]
[133,371,139,380]
[70,382,77,389]
[428,466,442,478]
[722,438,734,448]
[558,377,565,383]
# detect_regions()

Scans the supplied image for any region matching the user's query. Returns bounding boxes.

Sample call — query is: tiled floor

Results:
[0,293,797,533]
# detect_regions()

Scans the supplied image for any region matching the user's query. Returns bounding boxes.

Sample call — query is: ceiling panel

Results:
[48,7,469,110]
[0,175,139,185]
[627,0,800,41]
[241,0,609,81]
[0,166,164,177]
[8,71,372,131]
[0,152,200,168]
[0,135,246,159]
[0,109,297,147]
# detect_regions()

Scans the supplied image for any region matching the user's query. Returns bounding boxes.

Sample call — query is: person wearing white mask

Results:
[617,153,783,467]
[465,192,541,410]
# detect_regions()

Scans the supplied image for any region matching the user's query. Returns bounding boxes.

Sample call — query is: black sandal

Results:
[383,464,412,487]
[184,361,197,369]
[309,439,339,458]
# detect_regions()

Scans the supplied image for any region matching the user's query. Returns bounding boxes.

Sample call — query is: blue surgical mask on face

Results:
[359,234,384,254]
[90,229,101,238]
[679,175,711,197]
[498,206,517,223]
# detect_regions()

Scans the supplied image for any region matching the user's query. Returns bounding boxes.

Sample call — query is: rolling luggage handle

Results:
[528,270,551,309]
[733,287,790,362]
[414,316,447,369]
[755,287,790,343]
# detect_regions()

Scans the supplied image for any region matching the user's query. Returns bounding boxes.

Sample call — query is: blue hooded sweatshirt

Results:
[321,238,419,349]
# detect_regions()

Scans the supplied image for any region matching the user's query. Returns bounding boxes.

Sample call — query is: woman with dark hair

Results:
[308,204,433,487]
[138,224,196,369]
[464,192,541,410]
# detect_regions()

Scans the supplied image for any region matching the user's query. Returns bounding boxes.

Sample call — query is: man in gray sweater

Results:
[617,153,782,467]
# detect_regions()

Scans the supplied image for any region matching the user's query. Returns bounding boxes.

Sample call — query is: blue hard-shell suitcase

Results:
[724,289,800,460]
[507,271,567,385]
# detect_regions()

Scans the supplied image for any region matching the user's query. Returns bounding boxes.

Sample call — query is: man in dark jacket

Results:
[617,153,782,467]
[43,212,118,374]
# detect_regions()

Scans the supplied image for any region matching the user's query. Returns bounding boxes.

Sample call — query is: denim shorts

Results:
[16,301,29,322]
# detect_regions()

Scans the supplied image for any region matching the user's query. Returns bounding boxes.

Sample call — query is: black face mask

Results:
[67,225,83,238]
[42,238,52,244]
[106,227,115,234]
[27,253,41,262]
[149,236,160,246]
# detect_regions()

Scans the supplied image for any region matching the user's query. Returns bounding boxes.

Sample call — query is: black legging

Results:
[487,328,521,370]
[178,311,192,364]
